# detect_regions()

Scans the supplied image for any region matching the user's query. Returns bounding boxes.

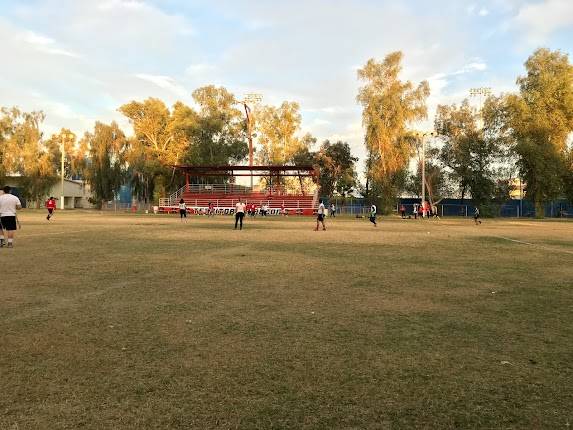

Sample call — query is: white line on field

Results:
[495,236,573,255]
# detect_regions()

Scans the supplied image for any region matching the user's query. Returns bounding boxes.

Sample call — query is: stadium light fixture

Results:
[469,87,492,117]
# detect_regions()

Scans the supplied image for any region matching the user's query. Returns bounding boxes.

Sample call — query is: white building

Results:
[3,177,94,209]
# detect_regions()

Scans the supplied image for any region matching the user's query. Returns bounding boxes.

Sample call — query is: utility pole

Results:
[241,93,262,189]
[61,142,64,209]
[59,132,74,210]
[415,131,436,211]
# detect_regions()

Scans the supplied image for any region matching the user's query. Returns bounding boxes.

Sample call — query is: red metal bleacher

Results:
[159,185,316,215]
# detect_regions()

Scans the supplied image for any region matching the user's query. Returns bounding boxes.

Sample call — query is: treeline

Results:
[358,48,573,215]
[1,48,572,215]
[0,86,358,208]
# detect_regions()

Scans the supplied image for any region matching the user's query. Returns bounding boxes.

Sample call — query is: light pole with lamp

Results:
[59,132,74,210]
[469,87,492,128]
[240,93,262,189]
[415,131,436,215]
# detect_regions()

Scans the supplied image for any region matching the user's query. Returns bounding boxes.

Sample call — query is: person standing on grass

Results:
[400,204,406,219]
[474,207,482,225]
[46,196,57,221]
[330,203,336,218]
[369,203,377,227]
[178,199,187,223]
[0,186,22,249]
[432,204,440,220]
[315,199,326,231]
[208,201,214,217]
[235,199,246,230]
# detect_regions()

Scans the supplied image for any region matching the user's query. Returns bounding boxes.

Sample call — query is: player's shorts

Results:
[179,209,186,217]
[317,214,324,221]
[48,208,54,214]
[0,216,17,231]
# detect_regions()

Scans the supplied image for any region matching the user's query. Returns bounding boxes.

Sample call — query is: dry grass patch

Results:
[1,211,572,429]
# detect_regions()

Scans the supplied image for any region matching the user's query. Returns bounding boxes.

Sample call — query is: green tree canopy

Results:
[183,86,248,167]
[314,140,358,198]
[435,99,501,206]
[357,51,430,209]
[84,122,128,208]
[255,101,307,165]
[492,48,573,216]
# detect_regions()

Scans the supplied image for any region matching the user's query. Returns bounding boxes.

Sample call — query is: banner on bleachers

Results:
[187,207,314,216]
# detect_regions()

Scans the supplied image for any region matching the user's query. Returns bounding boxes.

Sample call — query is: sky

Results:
[1,0,573,167]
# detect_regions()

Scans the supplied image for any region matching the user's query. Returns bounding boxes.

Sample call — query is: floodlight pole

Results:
[416,131,435,209]
[469,87,492,127]
[60,141,65,210]
[421,134,426,205]
[59,132,74,210]
[243,103,254,187]
[241,93,262,189]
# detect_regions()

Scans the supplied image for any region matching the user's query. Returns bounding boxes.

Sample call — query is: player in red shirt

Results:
[46,196,57,221]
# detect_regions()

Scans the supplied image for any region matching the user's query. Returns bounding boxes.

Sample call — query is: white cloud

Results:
[513,0,573,44]
[478,7,490,16]
[134,74,188,98]
[454,61,488,75]
[18,30,81,58]
[186,63,218,76]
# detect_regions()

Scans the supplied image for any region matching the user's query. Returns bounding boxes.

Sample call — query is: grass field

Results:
[1,211,572,429]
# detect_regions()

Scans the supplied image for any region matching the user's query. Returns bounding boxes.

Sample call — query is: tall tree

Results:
[182,86,248,167]
[0,108,57,205]
[357,51,430,209]
[44,128,84,181]
[435,100,500,206]
[255,101,307,165]
[119,98,188,201]
[406,146,450,203]
[84,122,128,208]
[314,140,358,198]
[494,49,573,216]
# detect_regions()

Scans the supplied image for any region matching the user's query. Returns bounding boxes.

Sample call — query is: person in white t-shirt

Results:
[235,199,246,230]
[178,199,187,223]
[369,204,377,227]
[315,199,326,231]
[0,186,22,248]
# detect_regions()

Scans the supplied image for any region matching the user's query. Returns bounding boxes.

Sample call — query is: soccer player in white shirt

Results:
[178,199,187,223]
[315,199,326,231]
[0,186,22,248]
[369,203,377,227]
[235,199,246,230]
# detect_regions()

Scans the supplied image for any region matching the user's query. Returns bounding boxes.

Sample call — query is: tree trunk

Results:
[535,196,544,218]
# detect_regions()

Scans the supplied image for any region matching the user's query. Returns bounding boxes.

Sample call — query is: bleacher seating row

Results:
[159,191,315,215]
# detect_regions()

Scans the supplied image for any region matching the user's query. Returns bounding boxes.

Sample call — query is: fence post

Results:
[465,206,468,217]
